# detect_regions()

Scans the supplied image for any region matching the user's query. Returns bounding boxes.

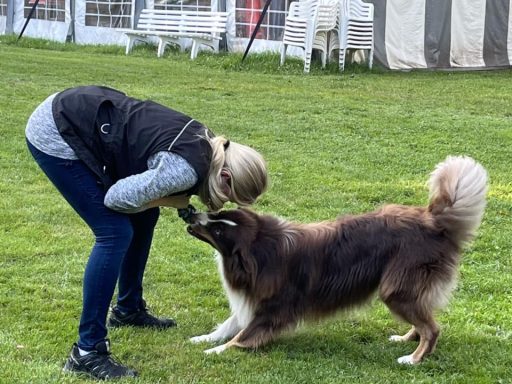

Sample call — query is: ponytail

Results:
[199,132,268,211]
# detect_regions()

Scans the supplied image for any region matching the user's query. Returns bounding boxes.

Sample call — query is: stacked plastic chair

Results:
[280,0,339,73]
[329,0,374,71]
[311,0,339,68]
[280,0,320,73]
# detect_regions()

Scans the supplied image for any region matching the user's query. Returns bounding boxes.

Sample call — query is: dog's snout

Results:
[188,212,208,226]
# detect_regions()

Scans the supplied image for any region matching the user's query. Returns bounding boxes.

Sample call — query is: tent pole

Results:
[17,0,41,41]
[6,0,14,33]
[242,0,273,62]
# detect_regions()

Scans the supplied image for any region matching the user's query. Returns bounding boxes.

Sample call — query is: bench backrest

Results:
[136,9,228,34]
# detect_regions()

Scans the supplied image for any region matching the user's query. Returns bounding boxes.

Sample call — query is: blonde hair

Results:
[199,135,268,211]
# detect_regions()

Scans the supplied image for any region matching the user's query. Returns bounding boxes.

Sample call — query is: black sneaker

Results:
[108,300,177,329]
[63,340,137,380]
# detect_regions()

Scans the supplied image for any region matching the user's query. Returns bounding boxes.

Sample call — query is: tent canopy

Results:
[1,0,511,70]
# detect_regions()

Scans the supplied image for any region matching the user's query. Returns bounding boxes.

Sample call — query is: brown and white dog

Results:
[187,156,488,364]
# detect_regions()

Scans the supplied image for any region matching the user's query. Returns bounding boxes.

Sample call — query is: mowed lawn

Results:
[0,37,511,383]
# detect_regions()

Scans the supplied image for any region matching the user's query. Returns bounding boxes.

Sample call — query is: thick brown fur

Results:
[188,156,488,364]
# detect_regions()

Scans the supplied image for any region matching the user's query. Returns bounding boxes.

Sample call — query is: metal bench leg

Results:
[126,36,135,55]
[157,38,166,58]
[190,40,200,60]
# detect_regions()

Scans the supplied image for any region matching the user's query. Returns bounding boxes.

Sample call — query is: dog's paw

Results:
[397,354,419,365]
[190,335,211,344]
[204,344,227,355]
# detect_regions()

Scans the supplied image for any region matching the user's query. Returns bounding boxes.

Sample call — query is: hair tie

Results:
[224,140,230,150]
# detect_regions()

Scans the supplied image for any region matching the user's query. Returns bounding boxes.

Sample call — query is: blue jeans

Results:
[27,140,160,350]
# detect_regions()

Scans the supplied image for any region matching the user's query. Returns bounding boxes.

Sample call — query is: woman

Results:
[25,85,268,380]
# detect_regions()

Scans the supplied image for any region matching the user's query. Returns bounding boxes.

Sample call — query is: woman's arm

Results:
[104,151,198,213]
[144,195,191,209]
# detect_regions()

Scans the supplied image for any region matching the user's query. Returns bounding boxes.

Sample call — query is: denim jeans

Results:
[27,140,160,350]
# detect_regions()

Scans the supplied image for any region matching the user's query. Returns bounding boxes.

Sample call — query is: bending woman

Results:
[25,85,268,380]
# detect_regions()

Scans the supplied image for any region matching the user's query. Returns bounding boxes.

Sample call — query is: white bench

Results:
[120,9,228,60]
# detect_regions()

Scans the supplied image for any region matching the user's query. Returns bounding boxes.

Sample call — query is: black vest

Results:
[52,86,212,193]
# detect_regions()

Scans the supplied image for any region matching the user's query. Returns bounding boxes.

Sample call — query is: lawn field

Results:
[0,36,511,383]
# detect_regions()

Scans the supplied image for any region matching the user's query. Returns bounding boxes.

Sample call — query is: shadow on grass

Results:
[222,324,511,375]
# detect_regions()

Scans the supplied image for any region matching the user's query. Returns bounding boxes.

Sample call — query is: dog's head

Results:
[188,208,300,294]
[187,208,265,289]
[186,208,260,256]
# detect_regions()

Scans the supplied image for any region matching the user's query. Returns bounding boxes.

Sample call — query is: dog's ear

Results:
[232,243,258,288]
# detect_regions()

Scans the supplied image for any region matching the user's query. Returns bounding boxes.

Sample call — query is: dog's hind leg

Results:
[384,299,440,364]
[190,314,242,344]
[389,327,419,342]
[396,319,439,364]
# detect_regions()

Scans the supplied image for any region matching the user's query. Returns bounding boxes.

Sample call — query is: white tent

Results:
[1,0,220,45]
[2,0,511,70]
[225,0,290,53]
[12,0,71,42]
[366,0,512,69]
[1,0,136,44]
[0,0,6,34]
[1,0,288,50]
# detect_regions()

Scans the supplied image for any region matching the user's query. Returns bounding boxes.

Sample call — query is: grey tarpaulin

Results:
[365,0,512,70]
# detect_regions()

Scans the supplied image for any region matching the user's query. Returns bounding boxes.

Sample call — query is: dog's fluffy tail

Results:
[428,156,488,247]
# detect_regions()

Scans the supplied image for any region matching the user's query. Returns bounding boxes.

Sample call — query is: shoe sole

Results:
[108,317,177,329]
[107,318,124,328]
[63,363,99,380]
[63,362,137,380]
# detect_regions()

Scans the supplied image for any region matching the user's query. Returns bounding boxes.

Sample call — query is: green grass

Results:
[1,35,512,383]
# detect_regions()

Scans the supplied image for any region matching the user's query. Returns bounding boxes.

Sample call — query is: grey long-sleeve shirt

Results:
[26,93,199,214]
[103,151,197,213]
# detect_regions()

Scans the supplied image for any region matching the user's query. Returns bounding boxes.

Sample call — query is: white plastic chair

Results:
[280,0,338,72]
[329,0,374,71]
[280,0,320,73]
[312,0,338,67]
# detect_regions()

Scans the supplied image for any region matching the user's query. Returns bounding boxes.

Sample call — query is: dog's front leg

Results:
[204,329,245,354]
[203,313,283,354]
[190,314,241,344]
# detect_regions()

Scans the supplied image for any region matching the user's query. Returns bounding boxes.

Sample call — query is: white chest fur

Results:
[215,251,254,328]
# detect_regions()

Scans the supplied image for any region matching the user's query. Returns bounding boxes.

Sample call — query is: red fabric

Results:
[244,0,265,38]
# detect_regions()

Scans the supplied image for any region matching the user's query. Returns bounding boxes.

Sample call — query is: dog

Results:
[187,156,488,364]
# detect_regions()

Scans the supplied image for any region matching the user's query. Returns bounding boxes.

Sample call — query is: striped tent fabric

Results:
[366,0,512,70]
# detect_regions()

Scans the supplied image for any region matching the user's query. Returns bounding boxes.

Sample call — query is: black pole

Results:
[242,0,273,62]
[17,0,41,41]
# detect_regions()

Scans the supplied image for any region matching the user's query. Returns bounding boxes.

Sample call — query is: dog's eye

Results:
[212,228,222,237]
